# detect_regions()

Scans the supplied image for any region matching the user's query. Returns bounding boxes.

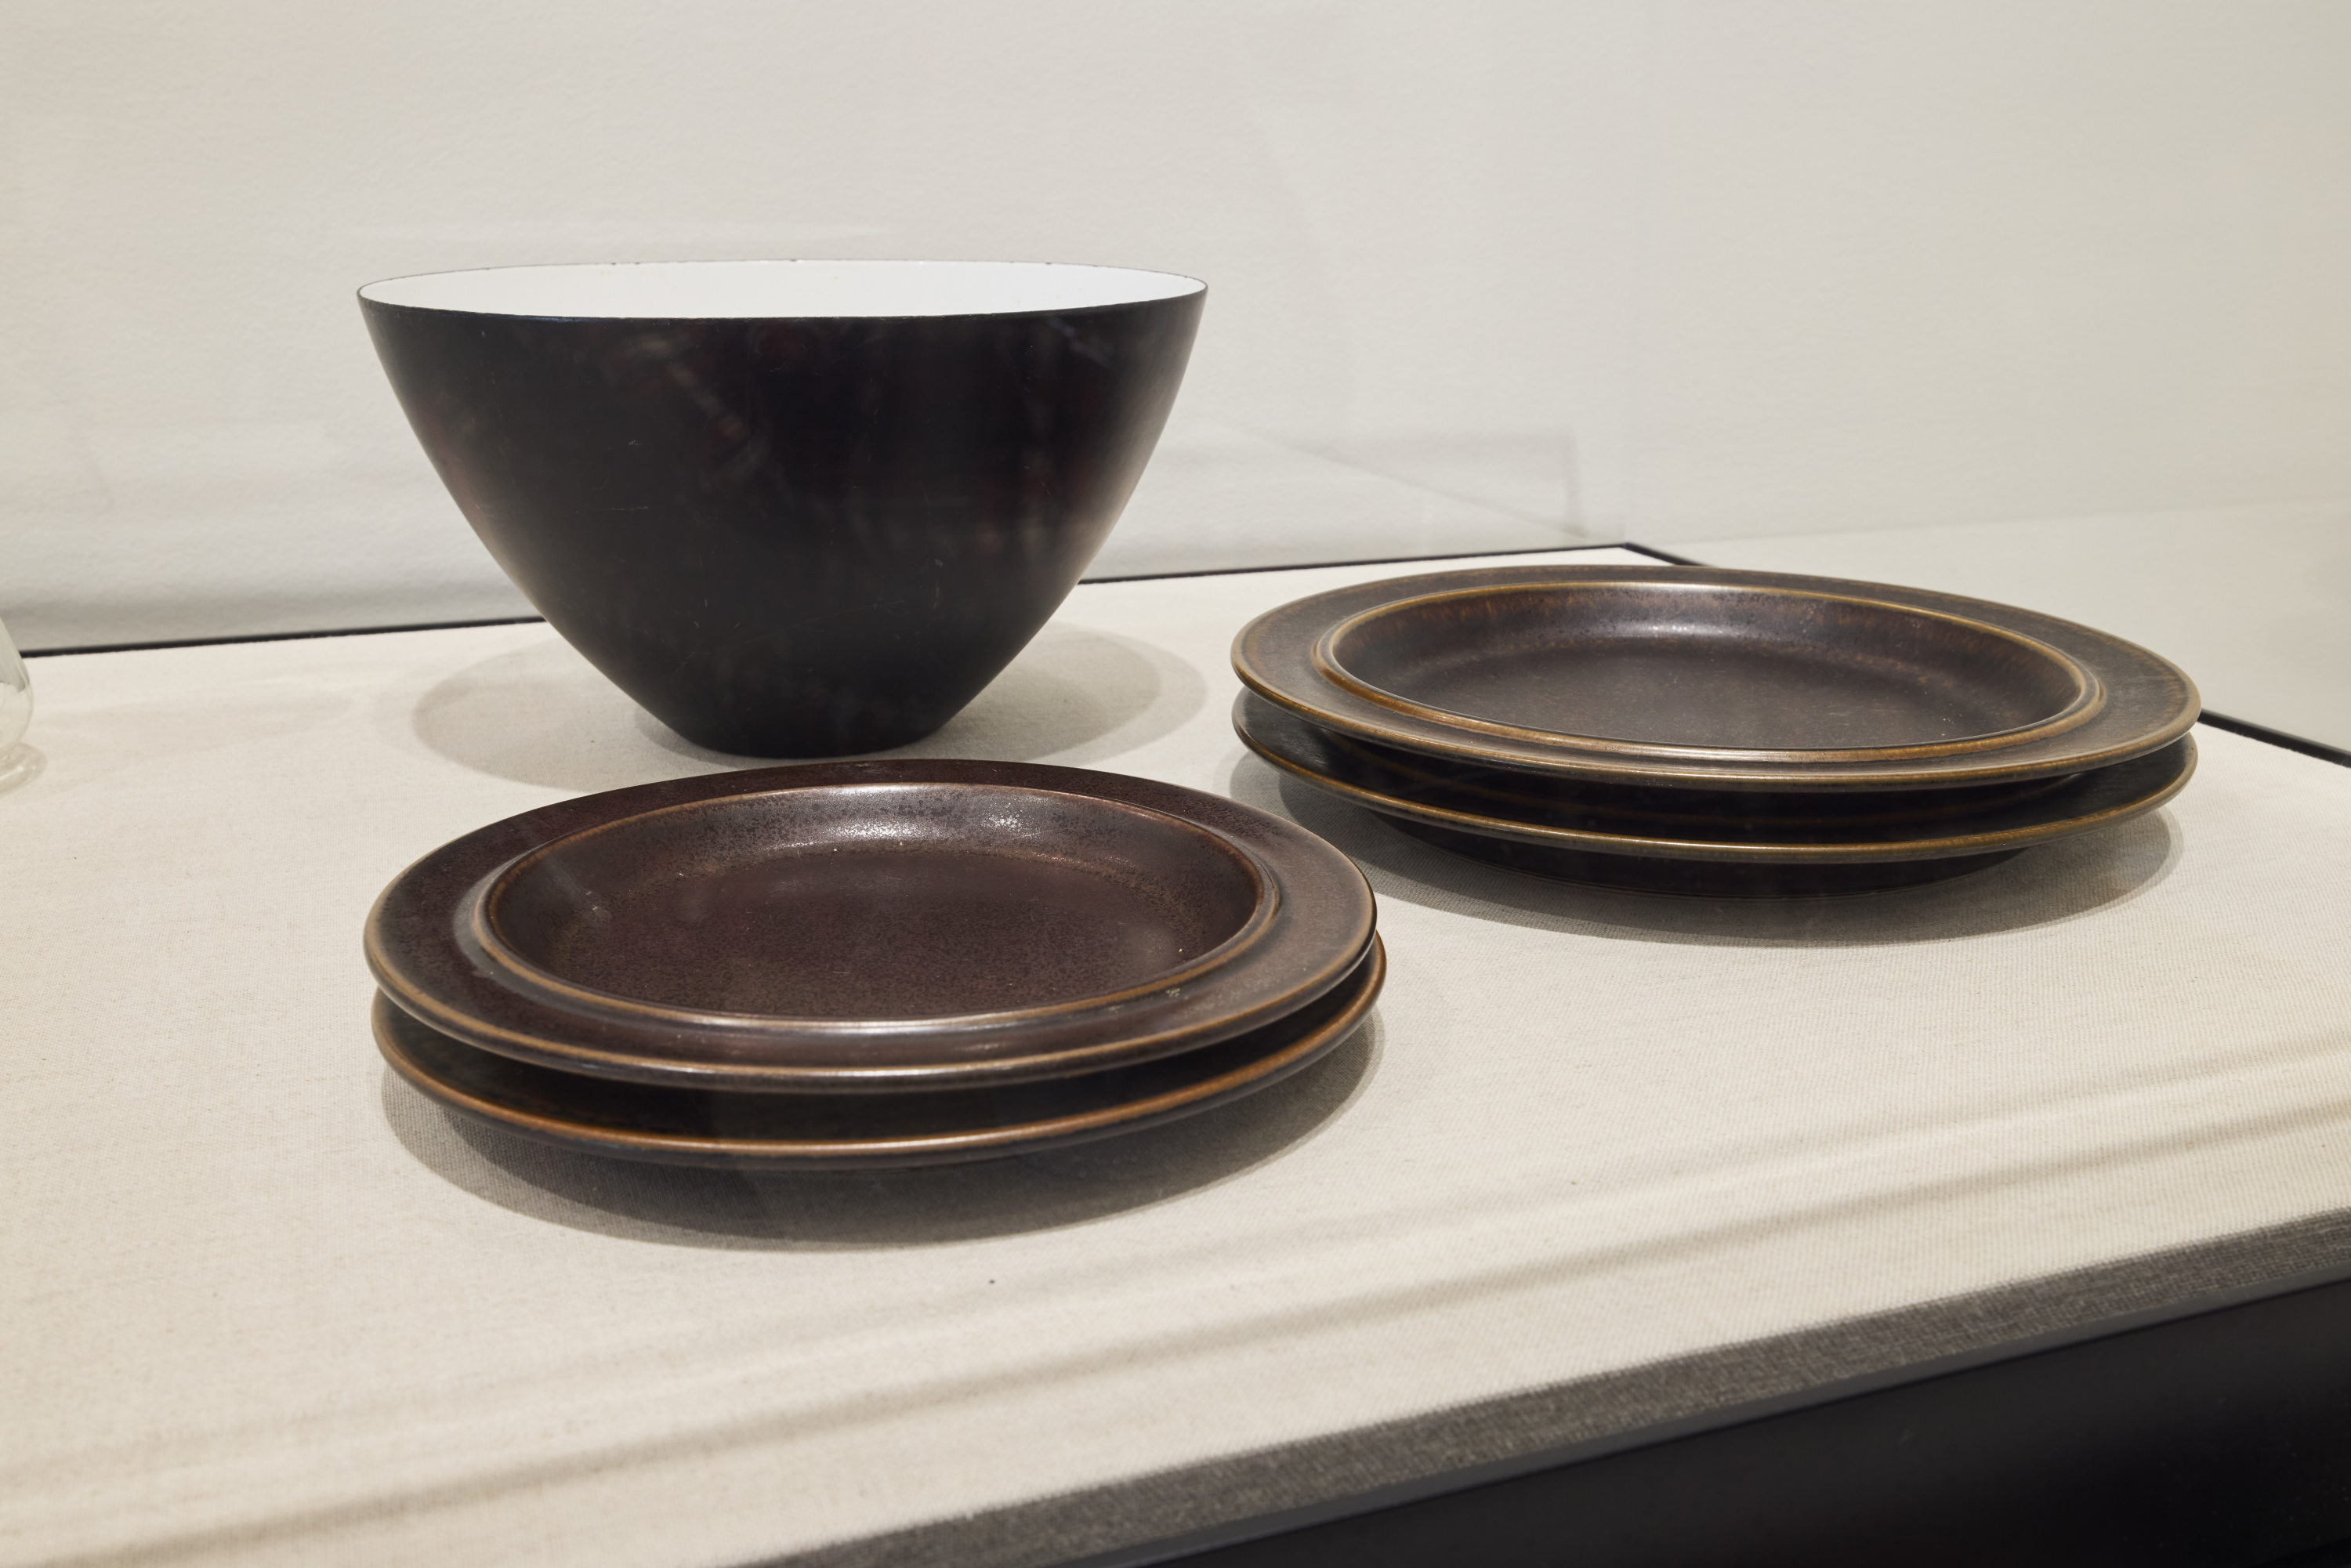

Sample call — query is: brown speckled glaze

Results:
[1316,581,2101,759]
[367,759,1376,1094]
[1236,691,2195,895]
[479,784,1272,1019]
[372,936,1385,1169]
[1237,565,2199,791]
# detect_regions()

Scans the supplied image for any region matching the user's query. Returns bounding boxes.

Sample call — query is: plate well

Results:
[1315,581,2099,759]
[481,784,1267,1020]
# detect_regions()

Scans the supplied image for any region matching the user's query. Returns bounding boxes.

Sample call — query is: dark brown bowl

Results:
[361,260,1204,756]
[366,759,1376,1093]
[373,937,1385,1169]
[1237,565,2198,791]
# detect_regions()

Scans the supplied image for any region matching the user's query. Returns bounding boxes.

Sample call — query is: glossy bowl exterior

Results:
[361,262,1204,755]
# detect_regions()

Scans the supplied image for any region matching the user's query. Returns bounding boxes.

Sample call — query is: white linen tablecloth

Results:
[5,548,2349,1566]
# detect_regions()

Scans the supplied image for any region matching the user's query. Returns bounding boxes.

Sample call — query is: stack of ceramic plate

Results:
[366,760,1380,1168]
[1233,564,2200,896]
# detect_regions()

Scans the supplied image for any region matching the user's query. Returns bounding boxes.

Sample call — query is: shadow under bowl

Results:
[360,259,1205,756]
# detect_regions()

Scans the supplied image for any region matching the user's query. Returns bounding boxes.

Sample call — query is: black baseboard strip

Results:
[22,616,547,660]
[2197,712,2351,769]
[1128,1268,2351,1567]
[792,1213,2351,1568]
[1617,541,1704,566]
[24,545,1649,657]
[1080,541,1619,586]
[1047,1242,2351,1568]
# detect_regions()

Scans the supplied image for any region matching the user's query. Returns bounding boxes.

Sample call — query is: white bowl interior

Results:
[359,259,1204,320]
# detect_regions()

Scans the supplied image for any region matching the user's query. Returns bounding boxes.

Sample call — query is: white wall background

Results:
[5,1,2349,649]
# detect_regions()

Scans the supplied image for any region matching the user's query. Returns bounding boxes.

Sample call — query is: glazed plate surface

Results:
[368,760,1375,1094]
[1237,565,2198,790]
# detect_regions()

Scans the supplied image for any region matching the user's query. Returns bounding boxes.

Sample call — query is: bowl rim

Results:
[356,257,1207,321]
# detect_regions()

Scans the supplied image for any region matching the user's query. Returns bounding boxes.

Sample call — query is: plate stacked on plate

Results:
[367,760,1381,1168]
[1233,564,2200,896]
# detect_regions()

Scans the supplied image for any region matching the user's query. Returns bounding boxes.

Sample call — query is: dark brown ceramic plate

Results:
[1236,566,2198,791]
[367,760,1376,1095]
[1237,692,2195,893]
[374,937,1384,1169]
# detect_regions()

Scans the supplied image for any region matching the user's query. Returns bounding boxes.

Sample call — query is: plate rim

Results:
[366,759,1377,1094]
[1236,564,2199,790]
[464,781,1288,1035]
[1309,579,2109,762]
[1237,691,2197,865]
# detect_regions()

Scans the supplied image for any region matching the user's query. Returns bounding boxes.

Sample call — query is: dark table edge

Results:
[773,1204,2351,1568]
[1049,1251,2351,1568]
